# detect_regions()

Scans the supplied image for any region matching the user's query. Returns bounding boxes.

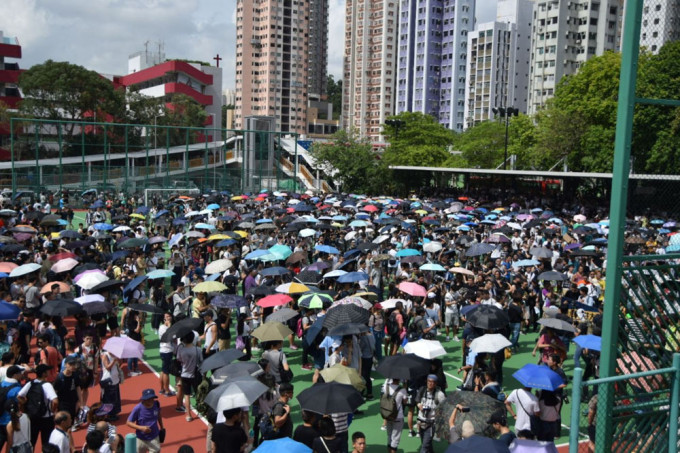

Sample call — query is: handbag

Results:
[10,443,32,453]
[159,428,166,443]
[278,351,293,383]
[517,390,541,435]
[319,437,332,453]
[236,335,245,351]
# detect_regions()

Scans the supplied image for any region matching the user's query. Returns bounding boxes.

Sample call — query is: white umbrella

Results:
[379,298,408,310]
[9,263,42,278]
[404,339,447,359]
[423,242,443,253]
[345,231,357,241]
[50,258,79,274]
[373,234,390,244]
[323,269,347,278]
[206,377,269,412]
[573,214,587,223]
[75,273,109,290]
[185,231,205,238]
[205,259,233,275]
[112,226,131,232]
[299,228,316,238]
[103,336,145,359]
[75,294,106,304]
[469,333,512,354]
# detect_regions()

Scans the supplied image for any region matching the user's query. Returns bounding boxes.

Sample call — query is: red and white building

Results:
[113,49,223,141]
[0,30,23,159]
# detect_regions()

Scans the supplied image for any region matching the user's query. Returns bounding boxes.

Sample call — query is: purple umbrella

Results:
[508,439,559,453]
[103,336,145,359]
[13,233,32,242]
[306,261,331,271]
[564,243,582,250]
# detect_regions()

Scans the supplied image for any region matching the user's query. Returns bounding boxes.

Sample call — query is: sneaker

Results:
[289,345,299,350]
[445,336,450,342]
[165,390,177,397]
[129,371,142,377]
[159,390,167,396]
[453,336,460,342]
[301,364,312,370]
[186,416,193,422]
[380,426,387,431]
[175,406,186,413]
[71,425,79,432]
[409,430,416,437]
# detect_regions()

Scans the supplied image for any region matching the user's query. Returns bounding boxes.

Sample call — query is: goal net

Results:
[144,187,201,206]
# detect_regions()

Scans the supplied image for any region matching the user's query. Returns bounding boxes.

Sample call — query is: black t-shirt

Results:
[507,303,524,323]
[293,424,320,448]
[211,423,248,453]
[272,402,293,438]
[312,436,344,453]
[17,321,32,354]
[498,431,517,446]
[54,372,81,405]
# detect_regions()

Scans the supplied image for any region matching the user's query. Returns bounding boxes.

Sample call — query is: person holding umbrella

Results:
[211,407,251,453]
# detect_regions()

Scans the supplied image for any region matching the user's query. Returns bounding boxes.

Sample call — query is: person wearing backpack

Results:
[386,303,405,356]
[0,366,26,451]
[36,334,62,384]
[53,356,83,425]
[380,378,407,453]
[415,375,445,453]
[17,364,59,448]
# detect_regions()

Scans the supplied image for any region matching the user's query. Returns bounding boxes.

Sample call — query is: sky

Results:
[1,0,497,91]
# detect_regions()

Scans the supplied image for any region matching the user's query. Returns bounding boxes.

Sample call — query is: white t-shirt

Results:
[48,427,70,453]
[381,381,407,421]
[17,379,58,418]
[506,388,539,431]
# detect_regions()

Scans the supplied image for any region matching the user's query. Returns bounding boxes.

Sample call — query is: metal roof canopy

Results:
[388,165,680,181]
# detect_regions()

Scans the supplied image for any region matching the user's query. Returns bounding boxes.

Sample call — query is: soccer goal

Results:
[144,187,201,206]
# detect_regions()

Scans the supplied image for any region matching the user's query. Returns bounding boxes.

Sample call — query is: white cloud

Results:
[327,0,346,80]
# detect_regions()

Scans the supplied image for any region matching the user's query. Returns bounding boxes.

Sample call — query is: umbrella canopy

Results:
[329,296,372,310]
[159,317,203,343]
[40,299,85,317]
[470,334,512,354]
[0,262,18,273]
[253,438,311,453]
[256,294,293,308]
[337,271,369,283]
[445,436,510,453]
[617,351,662,392]
[298,292,332,309]
[319,364,366,391]
[205,377,268,412]
[376,354,430,381]
[423,242,443,253]
[0,301,21,321]
[434,391,506,440]
[251,322,294,342]
[81,301,114,316]
[103,336,145,359]
[322,304,370,329]
[529,247,553,259]
[9,263,41,278]
[297,382,364,415]
[537,317,576,333]
[75,272,109,290]
[91,279,124,293]
[403,339,447,359]
[508,439,559,453]
[265,307,299,323]
[146,269,175,279]
[465,243,496,257]
[210,294,248,309]
[327,323,369,337]
[275,282,310,294]
[40,281,72,295]
[466,305,509,330]
[204,259,233,275]
[194,281,227,293]
[211,362,263,384]
[123,275,147,296]
[513,364,565,391]
[50,258,79,274]
[199,349,246,373]
[74,294,105,304]
[398,281,427,297]
[420,263,446,272]
[261,266,291,277]
[573,334,601,351]
[537,271,567,281]
[127,303,165,315]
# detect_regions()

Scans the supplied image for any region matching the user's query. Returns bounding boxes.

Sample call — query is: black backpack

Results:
[25,380,47,418]
[387,311,400,336]
[259,401,284,440]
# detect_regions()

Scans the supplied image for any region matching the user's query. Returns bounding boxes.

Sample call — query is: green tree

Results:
[326,75,343,120]
[506,114,540,170]
[18,60,123,137]
[311,128,389,194]
[451,120,505,168]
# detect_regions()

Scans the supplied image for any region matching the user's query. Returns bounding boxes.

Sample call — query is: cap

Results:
[35,364,52,377]
[487,412,507,425]
[373,303,383,310]
[140,389,158,401]
[5,365,24,377]
[427,374,438,382]
[95,404,114,416]
[461,420,475,438]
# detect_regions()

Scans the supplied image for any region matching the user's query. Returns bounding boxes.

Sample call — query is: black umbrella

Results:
[265,308,299,323]
[356,242,379,251]
[40,215,62,226]
[455,235,473,246]
[569,249,601,257]
[247,286,276,297]
[295,270,321,285]
[22,211,44,221]
[127,303,165,314]
[327,323,369,337]
[465,243,496,257]
[466,305,509,330]
[529,246,553,259]
[376,354,430,381]
[211,362,263,383]
[2,244,27,253]
[199,349,246,373]
[322,304,370,329]
[160,317,203,343]
[64,240,92,250]
[119,238,148,249]
[434,390,506,441]
[210,294,248,309]
[401,255,425,264]
[40,299,85,317]
[537,271,568,281]
[73,263,99,275]
[297,382,364,415]
[81,301,114,316]
[91,279,124,293]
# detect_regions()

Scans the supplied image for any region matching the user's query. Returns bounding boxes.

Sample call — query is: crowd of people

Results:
[0,187,674,453]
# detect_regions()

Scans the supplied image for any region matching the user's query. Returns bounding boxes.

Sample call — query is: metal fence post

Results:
[124,433,136,453]
[81,127,86,193]
[669,353,680,451]
[569,367,583,453]
[57,122,63,193]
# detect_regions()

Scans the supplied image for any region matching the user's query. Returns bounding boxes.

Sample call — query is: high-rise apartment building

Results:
[464,0,533,128]
[308,0,329,101]
[527,0,623,115]
[235,0,310,134]
[640,0,680,53]
[396,0,475,132]
[342,0,400,141]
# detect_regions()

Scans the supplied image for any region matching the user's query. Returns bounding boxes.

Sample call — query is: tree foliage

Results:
[326,75,343,121]
[311,129,389,194]
[381,112,455,166]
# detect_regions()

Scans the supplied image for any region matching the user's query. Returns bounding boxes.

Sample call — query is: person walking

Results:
[415,375,445,453]
[53,356,83,425]
[176,332,202,422]
[381,378,407,453]
[17,364,59,448]
[127,389,164,453]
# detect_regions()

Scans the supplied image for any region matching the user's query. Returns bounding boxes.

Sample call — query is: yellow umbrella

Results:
[493,207,506,212]
[233,230,248,238]
[353,291,378,300]
[208,234,231,241]
[415,209,428,216]
[130,213,145,220]
[193,281,228,293]
[231,196,244,201]
[50,232,60,240]
[320,364,366,391]
[275,282,310,294]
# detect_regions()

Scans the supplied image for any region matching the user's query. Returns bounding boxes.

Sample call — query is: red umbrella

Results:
[256,294,293,308]
[398,281,427,297]
[0,262,18,273]
[50,252,78,262]
[362,205,379,212]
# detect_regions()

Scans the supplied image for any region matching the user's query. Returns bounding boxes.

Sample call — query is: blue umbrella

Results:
[172,218,187,226]
[210,294,248,309]
[216,239,238,247]
[420,263,446,272]
[123,275,148,297]
[294,204,314,212]
[573,334,602,351]
[194,223,215,230]
[343,249,361,259]
[206,273,221,281]
[512,363,565,391]
[136,206,150,215]
[0,301,20,321]
[154,210,169,219]
[93,223,113,231]
[513,259,540,267]
[396,248,421,257]
[332,215,348,221]
[315,244,340,255]
[245,249,272,260]
[254,437,311,453]
[260,267,290,277]
[337,271,369,283]
[0,273,8,279]
[168,233,184,248]
[146,269,175,279]
[111,250,129,262]
[256,218,273,224]
[207,203,220,210]
[91,200,105,209]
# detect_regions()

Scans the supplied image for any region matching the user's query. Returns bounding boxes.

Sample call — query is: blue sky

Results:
[1,0,497,90]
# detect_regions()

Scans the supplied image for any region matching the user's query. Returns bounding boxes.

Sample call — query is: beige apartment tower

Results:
[342,0,399,142]
[235,0,310,134]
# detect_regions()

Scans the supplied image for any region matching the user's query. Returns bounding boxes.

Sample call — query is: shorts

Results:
[445,312,459,328]
[81,369,94,388]
[137,436,161,453]
[181,376,196,396]
[313,350,326,370]
[390,333,401,344]
[160,352,173,375]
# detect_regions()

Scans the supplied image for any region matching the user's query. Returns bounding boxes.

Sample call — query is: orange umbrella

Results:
[0,262,18,273]
[40,281,72,295]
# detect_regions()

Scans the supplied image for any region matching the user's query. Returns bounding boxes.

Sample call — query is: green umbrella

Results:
[298,292,332,309]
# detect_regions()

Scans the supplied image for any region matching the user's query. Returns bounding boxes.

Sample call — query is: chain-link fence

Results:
[3,119,302,200]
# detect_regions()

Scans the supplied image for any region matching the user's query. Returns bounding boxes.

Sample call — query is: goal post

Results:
[144,187,201,206]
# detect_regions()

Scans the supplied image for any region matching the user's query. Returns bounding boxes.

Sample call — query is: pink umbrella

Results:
[74,268,105,283]
[517,214,534,221]
[256,294,293,308]
[398,281,427,297]
[50,258,79,274]
[617,352,664,392]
